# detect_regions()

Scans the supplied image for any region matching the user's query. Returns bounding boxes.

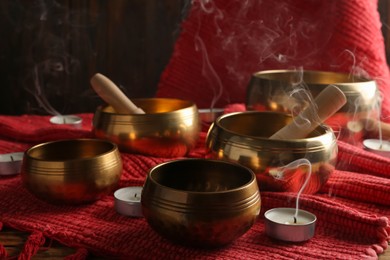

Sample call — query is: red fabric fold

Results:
[0,114,93,143]
[337,140,390,178]
[320,170,390,206]
[156,0,390,120]
[0,113,389,259]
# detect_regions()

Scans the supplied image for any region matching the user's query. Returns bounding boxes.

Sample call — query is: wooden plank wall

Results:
[0,0,188,115]
[379,0,390,64]
[0,0,388,115]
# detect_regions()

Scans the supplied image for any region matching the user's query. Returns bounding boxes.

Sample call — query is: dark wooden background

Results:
[379,0,390,64]
[0,0,189,115]
[0,0,389,115]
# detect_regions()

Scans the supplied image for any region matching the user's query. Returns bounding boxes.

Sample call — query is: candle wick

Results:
[10,155,14,162]
[134,193,137,198]
[63,117,66,124]
[294,216,297,224]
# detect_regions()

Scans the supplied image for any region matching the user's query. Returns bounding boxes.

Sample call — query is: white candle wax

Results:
[0,152,24,176]
[264,207,317,242]
[198,108,224,123]
[114,186,143,217]
[363,139,390,157]
[265,207,316,225]
[50,115,82,126]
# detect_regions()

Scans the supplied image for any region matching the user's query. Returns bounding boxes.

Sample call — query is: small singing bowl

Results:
[92,98,200,158]
[206,111,337,194]
[21,139,122,204]
[246,70,379,144]
[141,158,261,248]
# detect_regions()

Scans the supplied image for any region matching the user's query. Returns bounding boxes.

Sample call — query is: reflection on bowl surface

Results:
[206,111,337,194]
[246,70,379,145]
[21,139,122,204]
[141,158,261,248]
[93,98,200,158]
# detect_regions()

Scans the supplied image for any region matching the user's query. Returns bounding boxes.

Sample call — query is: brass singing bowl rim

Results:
[93,98,199,129]
[23,138,119,175]
[96,97,197,117]
[147,158,256,195]
[251,69,375,90]
[210,111,336,151]
[143,159,259,213]
[247,70,378,112]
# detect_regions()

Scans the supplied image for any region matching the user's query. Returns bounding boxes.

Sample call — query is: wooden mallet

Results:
[270,85,347,140]
[90,73,145,114]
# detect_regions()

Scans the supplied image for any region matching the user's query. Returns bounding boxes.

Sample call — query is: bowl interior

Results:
[217,112,327,139]
[253,70,371,85]
[150,160,253,192]
[26,139,116,161]
[100,98,195,114]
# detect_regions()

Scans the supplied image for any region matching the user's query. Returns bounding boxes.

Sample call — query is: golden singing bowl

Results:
[246,70,379,144]
[92,98,200,158]
[206,112,337,194]
[21,139,122,204]
[141,158,261,248]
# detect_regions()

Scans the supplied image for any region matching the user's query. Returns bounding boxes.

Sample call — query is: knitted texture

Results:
[156,0,390,120]
[0,113,389,259]
[0,114,93,143]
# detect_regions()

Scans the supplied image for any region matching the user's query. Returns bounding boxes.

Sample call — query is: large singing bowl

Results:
[93,98,200,158]
[206,111,337,194]
[141,158,260,248]
[246,70,379,144]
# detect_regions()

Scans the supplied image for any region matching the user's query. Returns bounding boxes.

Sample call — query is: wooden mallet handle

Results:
[90,73,145,114]
[270,85,347,140]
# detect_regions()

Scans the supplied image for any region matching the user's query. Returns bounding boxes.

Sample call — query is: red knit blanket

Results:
[0,113,389,259]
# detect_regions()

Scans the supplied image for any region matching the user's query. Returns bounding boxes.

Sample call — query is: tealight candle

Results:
[0,152,24,176]
[50,115,82,127]
[114,186,143,217]
[264,207,316,242]
[198,108,224,123]
[363,139,390,157]
[198,108,224,131]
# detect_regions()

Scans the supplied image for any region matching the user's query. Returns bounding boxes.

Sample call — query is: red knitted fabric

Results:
[156,0,390,120]
[0,113,389,259]
[0,114,93,143]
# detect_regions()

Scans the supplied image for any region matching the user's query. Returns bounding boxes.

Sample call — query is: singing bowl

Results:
[206,112,337,194]
[141,159,261,248]
[21,139,122,204]
[92,98,200,158]
[246,70,379,144]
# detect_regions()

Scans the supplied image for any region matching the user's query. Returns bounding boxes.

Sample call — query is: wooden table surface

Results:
[0,226,103,259]
[1,226,390,259]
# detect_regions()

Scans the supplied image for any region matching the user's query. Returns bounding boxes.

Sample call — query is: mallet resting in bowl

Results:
[90,73,145,114]
[270,85,347,140]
